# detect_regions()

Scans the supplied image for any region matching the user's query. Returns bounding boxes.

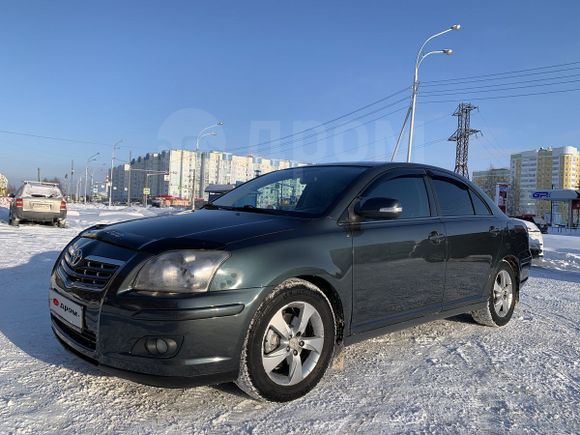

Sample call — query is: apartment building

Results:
[111,149,303,204]
[472,168,510,200]
[510,146,579,221]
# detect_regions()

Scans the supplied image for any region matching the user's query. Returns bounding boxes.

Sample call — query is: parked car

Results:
[9,181,67,227]
[49,163,531,402]
[514,218,544,257]
[512,214,548,234]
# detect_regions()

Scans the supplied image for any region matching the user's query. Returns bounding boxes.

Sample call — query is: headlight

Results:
[133,250,230,293]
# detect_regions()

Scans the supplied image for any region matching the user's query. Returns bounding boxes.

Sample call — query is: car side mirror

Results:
[355,197,402,220]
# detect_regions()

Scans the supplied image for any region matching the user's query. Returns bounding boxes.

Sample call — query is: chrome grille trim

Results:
[57,252,123,291]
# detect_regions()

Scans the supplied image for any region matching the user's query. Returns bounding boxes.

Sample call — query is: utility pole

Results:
[127,150,132,205]
[448,102,480,179]
[37,168,41,182]
[68,160,74,201]
[108,140,123,207]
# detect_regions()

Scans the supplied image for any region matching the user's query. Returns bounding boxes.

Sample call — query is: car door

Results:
[428,172,504,309]
[351,168,446,333]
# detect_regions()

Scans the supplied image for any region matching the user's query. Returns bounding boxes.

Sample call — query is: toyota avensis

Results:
[50,163,531,402]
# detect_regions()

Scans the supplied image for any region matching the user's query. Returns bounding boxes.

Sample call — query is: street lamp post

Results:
[405,24,460,163]
[191,121,223,210]
[108,140,123,207]
[84,152,100,204]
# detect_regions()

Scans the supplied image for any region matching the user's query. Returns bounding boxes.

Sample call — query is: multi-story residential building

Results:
[111,149,304,205]
[510,146,580,222]
[472,168,510,200]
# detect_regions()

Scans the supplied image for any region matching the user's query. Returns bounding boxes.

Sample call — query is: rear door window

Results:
[431,177,474,216]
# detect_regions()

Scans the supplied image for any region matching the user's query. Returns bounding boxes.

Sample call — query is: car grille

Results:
[57,249,120,290]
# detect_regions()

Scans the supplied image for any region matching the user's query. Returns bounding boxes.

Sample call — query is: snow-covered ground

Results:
[0,205,578,434]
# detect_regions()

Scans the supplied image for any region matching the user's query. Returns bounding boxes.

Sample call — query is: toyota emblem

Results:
[69,245,83,266]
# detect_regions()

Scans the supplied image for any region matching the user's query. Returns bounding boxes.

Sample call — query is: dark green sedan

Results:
[49,163,531,401]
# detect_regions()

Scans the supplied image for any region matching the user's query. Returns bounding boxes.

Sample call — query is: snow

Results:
[535,234,580,273]
[0,205,579,433]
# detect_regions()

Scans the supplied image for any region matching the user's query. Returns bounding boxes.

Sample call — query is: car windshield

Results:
[210,165,368,217]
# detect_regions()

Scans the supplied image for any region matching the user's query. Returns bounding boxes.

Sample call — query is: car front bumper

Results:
[50,285,267,387]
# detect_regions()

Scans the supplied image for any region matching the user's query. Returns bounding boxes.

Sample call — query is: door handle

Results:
[489,226,502,237]
[428,231,445,244]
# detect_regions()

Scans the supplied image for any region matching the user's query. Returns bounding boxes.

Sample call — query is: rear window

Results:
[22,184,63,198]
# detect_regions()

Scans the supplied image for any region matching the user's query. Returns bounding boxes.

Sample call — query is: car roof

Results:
[306,162,465,177]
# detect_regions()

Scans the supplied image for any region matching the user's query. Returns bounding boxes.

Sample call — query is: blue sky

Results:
[1,0,579,183]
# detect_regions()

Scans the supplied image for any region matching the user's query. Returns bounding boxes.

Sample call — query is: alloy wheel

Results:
[492,269,513,318]
[261,301,325,386]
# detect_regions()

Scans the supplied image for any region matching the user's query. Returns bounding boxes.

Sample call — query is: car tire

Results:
[236,278,336,402]
[58,220,66,228]
[471,260,517,327]
[8,214,19,226]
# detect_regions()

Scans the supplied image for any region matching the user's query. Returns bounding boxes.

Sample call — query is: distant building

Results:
[0,172,8,196]
[111,149,304,205]
[472,168,510,200]
[510,146,580,222]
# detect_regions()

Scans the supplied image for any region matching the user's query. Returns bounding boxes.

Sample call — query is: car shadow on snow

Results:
[0,206,9,223]
[0,251,103,378]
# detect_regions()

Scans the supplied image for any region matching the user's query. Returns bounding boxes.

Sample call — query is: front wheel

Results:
[236,279,336,402]
[471,260,517,327]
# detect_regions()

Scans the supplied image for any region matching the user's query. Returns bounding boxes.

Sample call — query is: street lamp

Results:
[84,152,100,204]
[191,121,223,210]
[108,140,123,207]
[405,24,460,162]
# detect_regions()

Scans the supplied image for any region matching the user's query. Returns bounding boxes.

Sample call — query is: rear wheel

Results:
[471,260,516,327]
[8,213,19,226]
[236,279,336,402]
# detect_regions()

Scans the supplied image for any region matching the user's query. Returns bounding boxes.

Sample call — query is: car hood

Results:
[81,209,300,252]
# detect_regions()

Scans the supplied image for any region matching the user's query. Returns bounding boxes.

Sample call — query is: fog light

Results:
[145,338,172,355]
[132,336,181,358]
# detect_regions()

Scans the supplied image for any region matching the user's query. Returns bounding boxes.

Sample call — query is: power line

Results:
[420,87,580,104]
[422,60,580,85]
[234,96,411,156]
[422,66,580,87]
[307,112,451,161]
[420,74,580,95]
[0,129,112,147]
[224,86,410,154]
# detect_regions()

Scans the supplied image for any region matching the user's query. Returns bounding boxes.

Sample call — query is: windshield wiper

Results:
[201,203,231,210]
[230,205,282,215]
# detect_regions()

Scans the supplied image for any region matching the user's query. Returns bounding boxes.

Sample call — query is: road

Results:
[0,205,578,433]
